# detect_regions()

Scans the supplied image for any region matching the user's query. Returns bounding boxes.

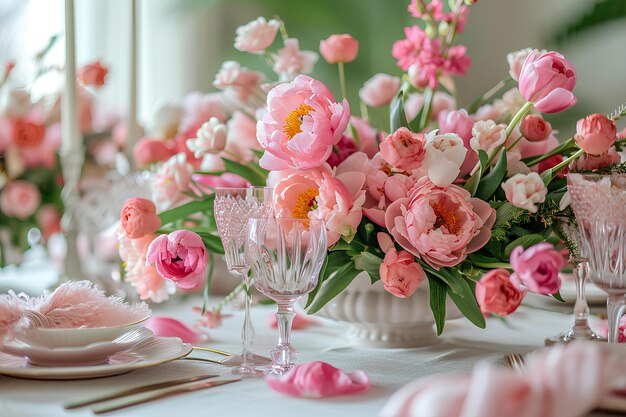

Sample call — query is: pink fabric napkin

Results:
[380,342,626,417]
[266,361,370,398]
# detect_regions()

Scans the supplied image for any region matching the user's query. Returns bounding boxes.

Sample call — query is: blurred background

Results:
[0,0,625,135]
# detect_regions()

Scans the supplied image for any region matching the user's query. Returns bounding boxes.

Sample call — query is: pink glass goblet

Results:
[246,217,327,375]
[568,173,626,343]
[214,187,274,375]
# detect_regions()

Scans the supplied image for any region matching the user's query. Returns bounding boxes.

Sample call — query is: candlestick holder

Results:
[60,147,85,282]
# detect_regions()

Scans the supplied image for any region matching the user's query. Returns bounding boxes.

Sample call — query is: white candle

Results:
[126,0,139,165]
[61,0,80,157]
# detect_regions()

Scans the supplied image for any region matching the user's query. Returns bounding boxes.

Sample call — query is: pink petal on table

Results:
[145,316,207,343]
[268,313,318,330]
[266,361,370,398]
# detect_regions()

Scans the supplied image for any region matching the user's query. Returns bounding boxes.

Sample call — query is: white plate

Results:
[1,328,153,367]
[0,336,192,380]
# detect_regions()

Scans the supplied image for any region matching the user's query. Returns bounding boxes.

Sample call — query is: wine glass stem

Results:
[277,302,295,346]
[240,269,255,367]
[607,293,626,343]
[573,262,590,328]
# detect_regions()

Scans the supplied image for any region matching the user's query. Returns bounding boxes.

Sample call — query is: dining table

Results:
[0,288,619,417]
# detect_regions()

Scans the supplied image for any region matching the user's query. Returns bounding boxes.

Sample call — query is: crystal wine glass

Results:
[568,173,626,343]
[544,215,605,345]
[246,217,327,375]
[214,187,274,375]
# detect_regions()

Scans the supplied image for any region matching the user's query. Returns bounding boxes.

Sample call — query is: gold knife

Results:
[63,374,219,409]
[91,379,241,414]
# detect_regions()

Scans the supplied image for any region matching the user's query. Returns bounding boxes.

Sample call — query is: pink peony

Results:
[0,180,41,219]
[120,198,162,239]
[518,50,577,113]
[319,34,359,64]
[569,147,620,172]
[147,230,208,290]
[152,153,194,211]
[510,243,564,295]
[133,137,176,167]
[272,38,318,81]
[257,75,350,171]
[266,361,370,398]
[502,172,547,213]
[574,113,617,156]
[378,232,425,298]
[234,17,281,54]
[385,178,496,269]
[77,61,108,88]
[470,120,507,156]
[358,73,401,107]
[438,109,476,177]
[326,135,357,168]
[520,114,552,142]
[212,61,263,101]
[224,111,263,162]
[272,164,365,246]
[379,127,427,171]
[476,269,525,316]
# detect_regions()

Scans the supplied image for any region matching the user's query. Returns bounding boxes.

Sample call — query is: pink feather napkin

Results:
[380,342,626,417]
[0,281,151,340]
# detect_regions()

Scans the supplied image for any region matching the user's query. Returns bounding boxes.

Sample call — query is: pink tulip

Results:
[518,50,577,113]
[145,316,205,344]
[132,137,176,167]
[319,34,359,64]
[257,75,350,170]
[476,269,525,316]
[501,172,547,213]
[120,198,162,239]
[520,114,552,142]
[510,243,564,295]
[266,361,370,398]
[380,127,427,171]
[574,113,617,156]
[77,60,108,88]
[146,230,208,290]
[0,180,41,220]
[378,232,425,298]
[359,73,401,107]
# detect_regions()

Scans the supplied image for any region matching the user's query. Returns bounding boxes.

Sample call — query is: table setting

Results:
[2,0,626,416]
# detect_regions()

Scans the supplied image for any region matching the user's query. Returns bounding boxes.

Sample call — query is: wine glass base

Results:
[220,353,272,367]
[232,365,269,377]
[545,328,606,346]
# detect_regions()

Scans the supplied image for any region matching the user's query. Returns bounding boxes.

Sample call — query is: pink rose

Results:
[520,114,552,142]
[152,154,194,211]
[574,113,617,156]
[358,73,401,107]
[319,34,359,64]
[234,17,281,54]
[385,178,496,269]
[266,361,370,398]
[380,127,427,171]
[272,38,318,81]
[510,243,564,295]
[502,172,547,213]
[212,61,263,101]
[476,269,525,316]
[133,137,176,167]
[147,230,208,290]
[378,232,425,298]
[438,109,477,177]
[518,50,577,113]
[569,147,620,172]
[257,75,350,170]
[36,205,61,242]
[77,61,108,88]
[120,198,162,239]
[0,180,41,219]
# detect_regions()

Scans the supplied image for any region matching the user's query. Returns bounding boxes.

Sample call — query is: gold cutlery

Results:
[91,379,241,414]
[63,374,219,409]
[192,346,234,356]
[184,356,225,365]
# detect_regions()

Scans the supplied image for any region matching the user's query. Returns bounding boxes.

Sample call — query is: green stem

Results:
[201,253,215,315]
[486,101,533,167]
[467,76,511,114]
[337,62,348,101]
[551,148,584,176]
[419,87,434,131]
[525,138,575,167]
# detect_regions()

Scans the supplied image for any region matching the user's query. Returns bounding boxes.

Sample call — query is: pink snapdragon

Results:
[257,75,350,171]
[510,243,564,295]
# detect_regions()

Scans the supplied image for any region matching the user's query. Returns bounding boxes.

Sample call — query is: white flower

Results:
[152,153,193,211]
[150,102,182,139]
[507,47,546,81]
[234,17,281,54]
[272,38,318,81]
[470,120,507,155]
[502,172,547,213]
[420,132,467,187]
[186,117,228,158]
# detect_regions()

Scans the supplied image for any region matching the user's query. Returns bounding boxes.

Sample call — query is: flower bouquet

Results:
[118,1,625,334]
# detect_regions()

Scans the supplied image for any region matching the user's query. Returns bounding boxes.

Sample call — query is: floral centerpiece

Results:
[118,1,626,334]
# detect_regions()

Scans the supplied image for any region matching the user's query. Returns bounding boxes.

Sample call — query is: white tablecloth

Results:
[0,296,614,417]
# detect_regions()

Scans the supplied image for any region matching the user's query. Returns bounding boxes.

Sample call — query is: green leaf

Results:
[159,199,212,226]
[305,251,351,308]
[468,253,511,269]
[504,234,545,258]
[478,150,489,172]
[494,202,519,228]
[199,233,225,254]
[307,261,360,314]
[221,157,267,186]
[540,169,552,186]
[476,149,508,201]
[250,149,264,159]
[353,252,383,283]
[428,276,447,336]
[550,0,626,46]
[422,264,466,296]
[389,91,408,132]
[551,291,565,303]
[446,277,486,329]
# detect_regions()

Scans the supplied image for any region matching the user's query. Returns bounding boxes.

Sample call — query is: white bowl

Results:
[16,316,150,348]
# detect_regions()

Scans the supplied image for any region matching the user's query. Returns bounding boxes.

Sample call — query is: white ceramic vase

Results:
[314,272,459,348]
